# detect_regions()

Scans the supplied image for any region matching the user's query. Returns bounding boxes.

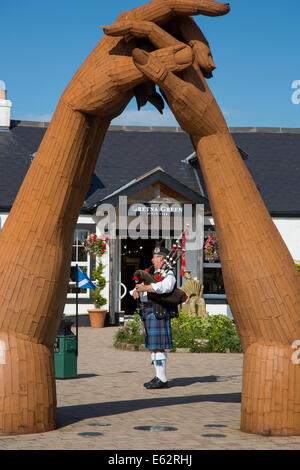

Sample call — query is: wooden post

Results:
[109,238,116,325]
[196,204,204,284]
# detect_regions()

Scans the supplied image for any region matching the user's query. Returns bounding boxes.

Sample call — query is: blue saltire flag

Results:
[77,267,95,290]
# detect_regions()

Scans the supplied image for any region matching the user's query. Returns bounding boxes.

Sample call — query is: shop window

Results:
[68,227,95,297]
[203,267,225,296]
[203,226,226,299]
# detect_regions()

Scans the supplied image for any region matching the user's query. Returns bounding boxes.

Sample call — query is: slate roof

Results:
[84,128,198,211]
[233,132,300,215]
[0,124,46,211]
[0,122,299,215]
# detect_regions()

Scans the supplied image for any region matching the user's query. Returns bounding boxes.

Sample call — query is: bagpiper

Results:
[130,245,177,389]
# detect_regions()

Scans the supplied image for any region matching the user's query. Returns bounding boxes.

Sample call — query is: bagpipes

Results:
[133,227,189,308]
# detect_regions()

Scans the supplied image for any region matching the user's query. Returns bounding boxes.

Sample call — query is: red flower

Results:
[155,274,162,281]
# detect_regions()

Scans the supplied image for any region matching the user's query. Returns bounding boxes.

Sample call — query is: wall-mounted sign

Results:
[128,203,184,217]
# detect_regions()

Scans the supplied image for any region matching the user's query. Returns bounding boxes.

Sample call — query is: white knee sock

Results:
[154,352,167,383]
[151,352,156,376]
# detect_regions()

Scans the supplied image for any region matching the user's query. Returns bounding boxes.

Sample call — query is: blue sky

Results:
[1,0,300,128]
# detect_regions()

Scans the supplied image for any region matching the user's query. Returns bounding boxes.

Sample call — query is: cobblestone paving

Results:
[0,326,300,450]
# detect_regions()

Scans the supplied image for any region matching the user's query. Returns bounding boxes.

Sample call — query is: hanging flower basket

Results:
[82,233,109,257]
[204,233,220,263]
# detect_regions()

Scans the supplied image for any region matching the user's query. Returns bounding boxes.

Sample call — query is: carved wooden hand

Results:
[62,0,230,118]
[129,29,300,435]
[0,0,229,436]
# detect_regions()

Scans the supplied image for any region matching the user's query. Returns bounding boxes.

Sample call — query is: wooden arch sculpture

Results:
[0,0,300,436]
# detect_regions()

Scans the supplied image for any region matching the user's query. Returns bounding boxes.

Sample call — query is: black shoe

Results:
[144,377,158,388]
[146,378,169,389]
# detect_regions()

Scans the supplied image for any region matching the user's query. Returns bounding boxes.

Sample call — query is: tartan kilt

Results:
[142,306,173,350]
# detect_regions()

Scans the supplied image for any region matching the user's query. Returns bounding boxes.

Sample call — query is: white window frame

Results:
[67,227,95,299]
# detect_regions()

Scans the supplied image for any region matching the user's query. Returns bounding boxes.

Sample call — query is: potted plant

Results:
[82,233,109,328]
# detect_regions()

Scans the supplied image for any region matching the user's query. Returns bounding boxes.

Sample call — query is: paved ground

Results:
[0,326,300,451]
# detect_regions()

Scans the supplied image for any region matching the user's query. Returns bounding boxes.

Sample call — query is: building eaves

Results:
[1,122,300,216]
[85,169,209,213]
[10,120,300,135]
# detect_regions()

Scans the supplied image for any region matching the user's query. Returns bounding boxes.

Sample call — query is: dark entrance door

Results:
[121,239,159,315]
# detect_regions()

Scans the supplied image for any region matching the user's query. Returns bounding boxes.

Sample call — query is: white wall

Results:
[204,216,214,226]
[203,215,300,317]
[63,214,110,316]
[64,303,95,315]
[77,214,97,225]
[204,215,300,260]
[205,303,233,318]
[0,98,12,128]
[1,211,299,318]
[273,217,300,260]
[0,213,9,229]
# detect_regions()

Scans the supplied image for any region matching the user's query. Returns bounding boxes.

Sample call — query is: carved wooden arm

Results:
[0,0,229,436]
[131,29,300,436]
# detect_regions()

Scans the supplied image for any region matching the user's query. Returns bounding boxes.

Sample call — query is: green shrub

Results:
[91,262,106,308]
[171,313,242,352]
[114,312,242,353]
[114,313,144,350]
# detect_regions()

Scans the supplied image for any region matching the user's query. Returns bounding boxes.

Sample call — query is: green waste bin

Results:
[54,318,77,379]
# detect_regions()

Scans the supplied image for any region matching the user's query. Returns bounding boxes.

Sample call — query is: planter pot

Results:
[88,309,107,328]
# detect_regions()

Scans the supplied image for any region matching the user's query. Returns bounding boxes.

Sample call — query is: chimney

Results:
[0,80,12,131]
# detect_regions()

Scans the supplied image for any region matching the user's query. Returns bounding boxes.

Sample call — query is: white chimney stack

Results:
[0,80,12,130]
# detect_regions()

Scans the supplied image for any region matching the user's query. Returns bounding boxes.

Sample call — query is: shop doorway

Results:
[121,239,163,315]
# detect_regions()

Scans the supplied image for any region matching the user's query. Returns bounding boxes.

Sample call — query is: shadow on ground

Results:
[168,375,241,387]
[169,375,219,387]
[56,392,241,429]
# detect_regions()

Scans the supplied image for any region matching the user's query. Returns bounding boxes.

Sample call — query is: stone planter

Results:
[88,309,107,328]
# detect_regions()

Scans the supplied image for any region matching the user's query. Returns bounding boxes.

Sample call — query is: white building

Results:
[1,82,300,325]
